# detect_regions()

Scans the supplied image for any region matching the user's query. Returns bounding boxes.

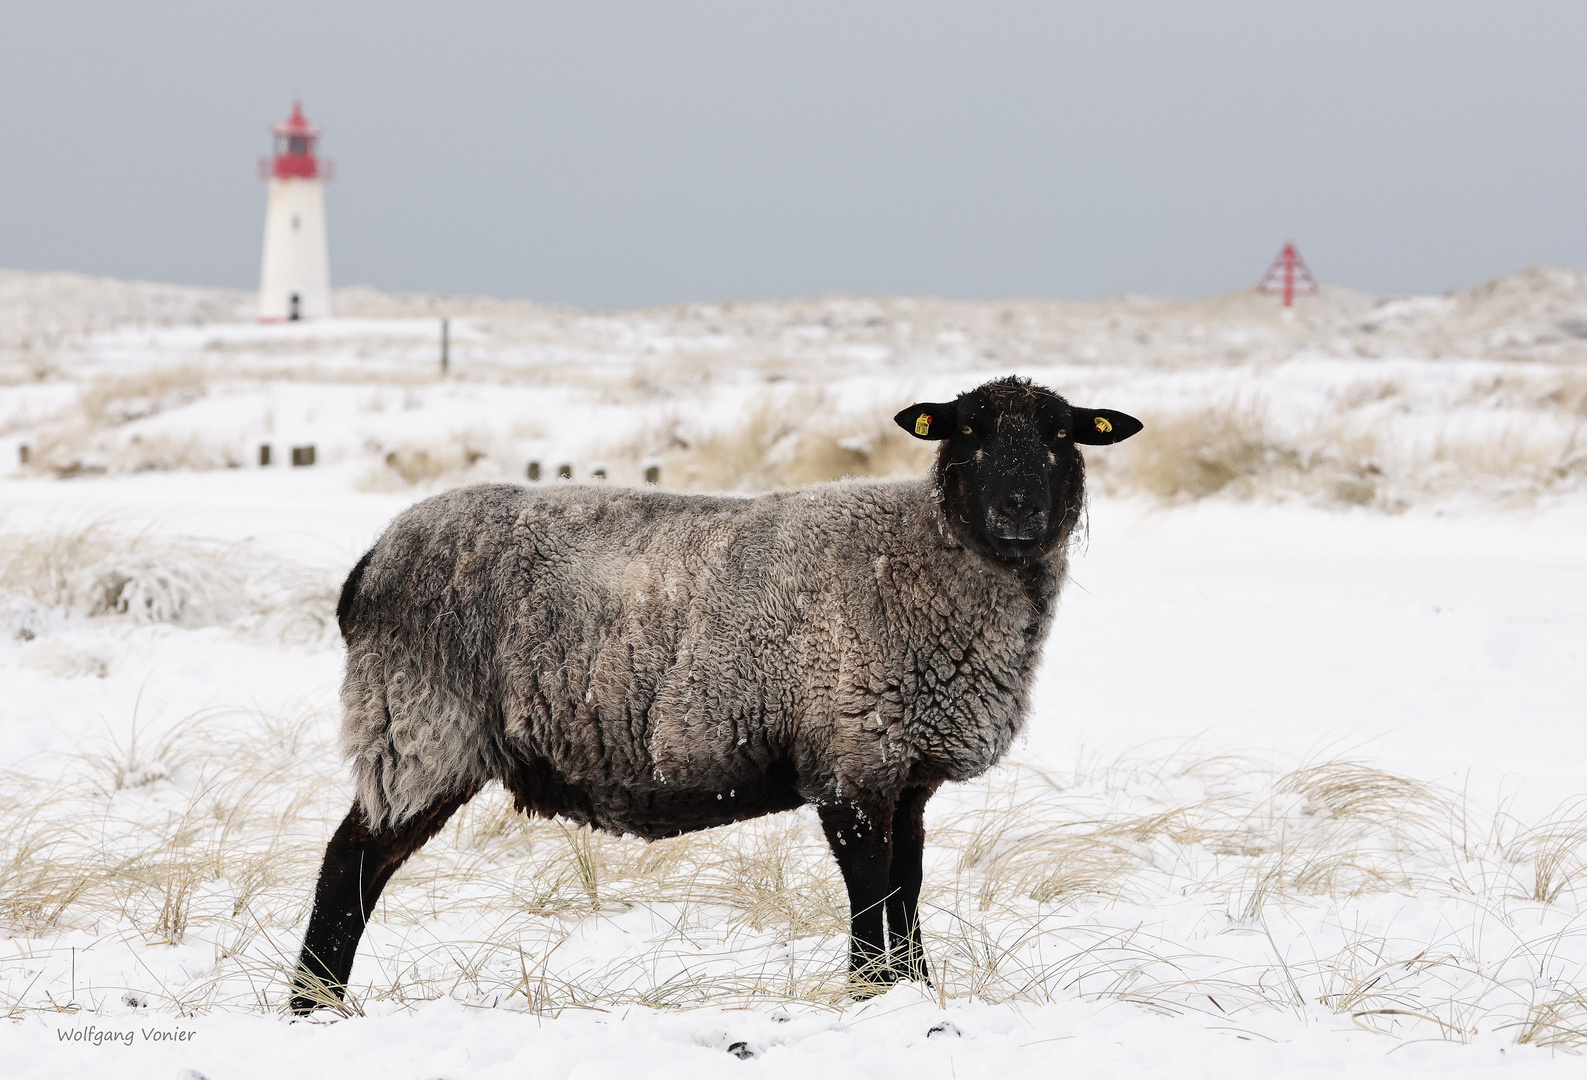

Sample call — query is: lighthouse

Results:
[258,102,331,321]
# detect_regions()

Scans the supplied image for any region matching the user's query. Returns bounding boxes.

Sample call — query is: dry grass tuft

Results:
[1091,398,1587,508]
[1279,762,1435,823]
[619,392,934,493]
[1507,800,1587,905]
[77,366,211,428]
[1512,992,1587,1049]
[1100,404,1291,500]
[20,423,244,477]
[356,434,495,491]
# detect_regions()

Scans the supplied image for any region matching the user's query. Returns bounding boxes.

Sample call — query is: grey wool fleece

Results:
[340,480,1066,833]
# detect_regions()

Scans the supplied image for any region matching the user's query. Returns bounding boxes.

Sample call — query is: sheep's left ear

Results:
[894,401,957,440]
[1070,408,1144,445]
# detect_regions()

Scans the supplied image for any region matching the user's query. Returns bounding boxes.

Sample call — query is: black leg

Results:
[289,791,474,1014]
[886,785,936,984]
[818,797,896,998]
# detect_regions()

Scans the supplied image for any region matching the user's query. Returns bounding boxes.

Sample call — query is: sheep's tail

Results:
[336,547,375,643]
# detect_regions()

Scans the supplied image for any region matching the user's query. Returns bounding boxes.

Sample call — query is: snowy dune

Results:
[1,269,1585,1077]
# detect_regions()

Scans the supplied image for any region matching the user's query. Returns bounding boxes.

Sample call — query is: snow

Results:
[1033,498,1587,817]
[2,269,1586,1076]
[5,989,1578,1080]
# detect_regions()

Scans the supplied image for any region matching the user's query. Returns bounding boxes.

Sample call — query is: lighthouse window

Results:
[288,135,309,155]
[292,215,300,231]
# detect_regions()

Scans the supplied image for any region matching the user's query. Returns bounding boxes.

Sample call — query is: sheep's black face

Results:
[895,377,1143,563]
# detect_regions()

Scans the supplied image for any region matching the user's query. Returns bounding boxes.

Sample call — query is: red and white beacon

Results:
[259,101,332,321]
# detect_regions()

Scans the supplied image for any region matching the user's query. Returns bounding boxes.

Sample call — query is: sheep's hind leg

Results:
[289,790,475,1015]
[818,799,896,999]
[886,785,935,985]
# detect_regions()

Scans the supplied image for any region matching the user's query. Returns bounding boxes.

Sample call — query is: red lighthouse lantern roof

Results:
[264,101,328,181]
[272,100,322,139]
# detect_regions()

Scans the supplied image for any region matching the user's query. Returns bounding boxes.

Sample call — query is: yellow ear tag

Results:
[1093,416,1113,434]
[915,413,932,436]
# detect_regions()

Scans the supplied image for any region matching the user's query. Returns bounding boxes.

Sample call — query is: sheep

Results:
[289,376,1142,1013]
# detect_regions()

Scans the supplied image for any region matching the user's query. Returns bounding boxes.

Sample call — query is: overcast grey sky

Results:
[2,2,1584,308]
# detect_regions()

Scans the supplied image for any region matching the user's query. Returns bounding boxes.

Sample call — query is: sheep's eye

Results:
[961,425,974,436]
[1055,429,1067,439]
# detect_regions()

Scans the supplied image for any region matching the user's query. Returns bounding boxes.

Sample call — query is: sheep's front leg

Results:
[886,785,935,984]
[818,799,895,998]
[289,791,474,1015]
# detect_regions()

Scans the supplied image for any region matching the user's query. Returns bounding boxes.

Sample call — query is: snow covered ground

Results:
[1,269,1585,1077]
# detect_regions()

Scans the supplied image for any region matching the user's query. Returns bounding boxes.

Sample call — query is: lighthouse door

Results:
[289,293,301,321]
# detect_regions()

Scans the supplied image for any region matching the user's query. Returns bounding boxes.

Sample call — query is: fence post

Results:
[441,318,450,376]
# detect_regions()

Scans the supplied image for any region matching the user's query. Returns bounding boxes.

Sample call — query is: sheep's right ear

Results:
[894,401,957,440]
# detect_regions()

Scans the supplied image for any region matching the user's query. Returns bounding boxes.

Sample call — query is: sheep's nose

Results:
[987,496,1048,540]
[1005,503,1047,530]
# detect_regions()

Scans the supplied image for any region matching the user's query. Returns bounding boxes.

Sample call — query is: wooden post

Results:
[18,444,30,466]
[291,445,316,467]
[556,463,572,480]
[441,318,450,375]
[526,460,541,481]
[643,463,661,485]
[259,443,272,467]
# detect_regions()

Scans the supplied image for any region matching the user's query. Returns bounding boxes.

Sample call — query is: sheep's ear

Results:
[894,401,957,440]
[1070,408,1144,445]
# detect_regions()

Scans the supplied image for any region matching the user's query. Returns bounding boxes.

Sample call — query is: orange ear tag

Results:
[915,414,932,436]
[1093,416,1113,434]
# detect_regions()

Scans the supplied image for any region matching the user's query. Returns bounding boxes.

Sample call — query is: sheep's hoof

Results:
[287,973,347,1017]
[846,963,899,1001]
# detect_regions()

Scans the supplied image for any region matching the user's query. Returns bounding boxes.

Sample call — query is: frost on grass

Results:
[0,523,339,644]
[0,713,1583,1049]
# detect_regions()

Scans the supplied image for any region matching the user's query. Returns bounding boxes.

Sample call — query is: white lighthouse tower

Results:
[258,102,331,321]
